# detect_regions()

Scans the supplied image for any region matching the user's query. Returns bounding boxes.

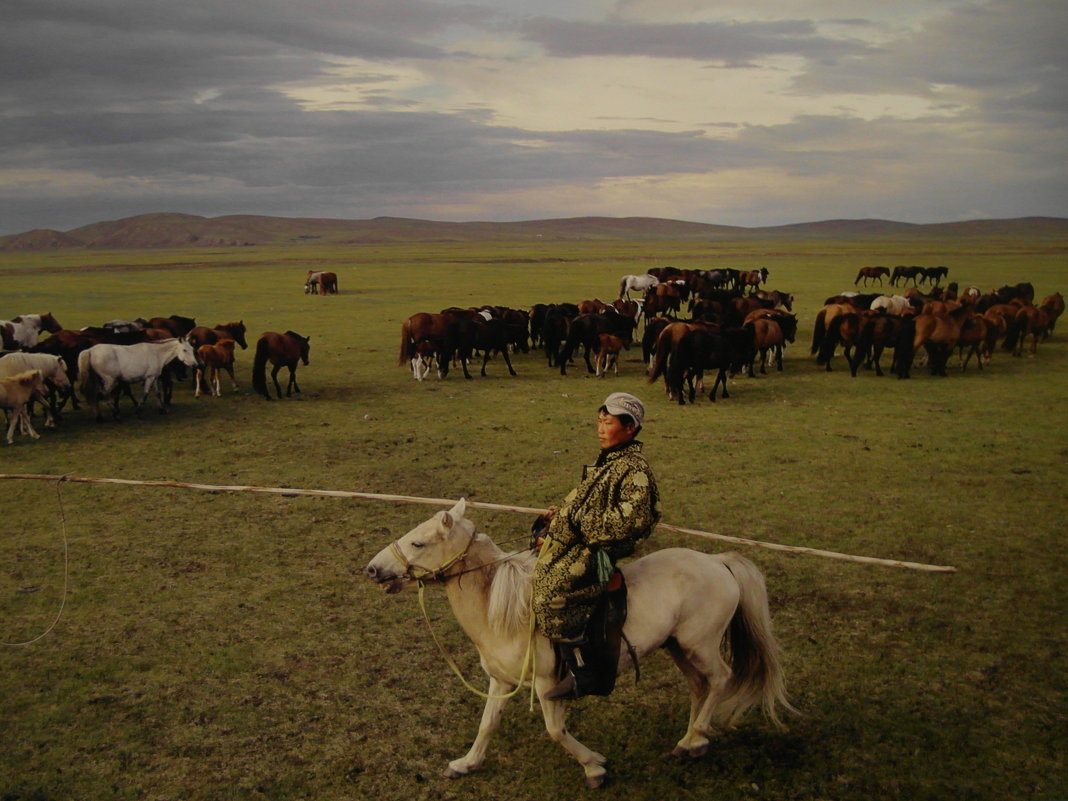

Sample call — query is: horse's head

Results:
[299,337,311,365]
[50,356,71,388]
[228,321,248,349]
[365,498,473,592]
[175,337,199,368]
[40,313,63,333]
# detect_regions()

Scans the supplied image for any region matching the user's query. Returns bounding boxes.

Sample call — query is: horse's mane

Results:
[485,544,536,638]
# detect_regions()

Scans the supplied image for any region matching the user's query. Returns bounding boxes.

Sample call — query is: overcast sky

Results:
[2,0,1065,235]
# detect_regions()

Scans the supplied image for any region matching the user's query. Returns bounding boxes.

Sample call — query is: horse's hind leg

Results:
[666,638,732,758]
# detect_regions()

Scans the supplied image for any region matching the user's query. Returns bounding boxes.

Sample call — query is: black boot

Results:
[545,639,600,701]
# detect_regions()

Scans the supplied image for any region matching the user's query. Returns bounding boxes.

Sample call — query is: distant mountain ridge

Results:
[2,212,1066,250]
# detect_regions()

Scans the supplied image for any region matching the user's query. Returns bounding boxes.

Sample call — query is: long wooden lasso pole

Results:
[0,473,957,573]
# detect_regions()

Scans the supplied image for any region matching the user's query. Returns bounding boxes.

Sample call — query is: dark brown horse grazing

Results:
[855,267,890,286]
[252,331,310,399]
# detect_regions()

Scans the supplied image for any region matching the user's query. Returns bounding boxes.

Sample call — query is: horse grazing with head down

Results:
[855,267,890,286]
[365,499,794,789]
[252,331,310,399]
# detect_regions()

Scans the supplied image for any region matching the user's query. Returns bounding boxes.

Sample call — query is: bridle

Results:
[388,524,480,585]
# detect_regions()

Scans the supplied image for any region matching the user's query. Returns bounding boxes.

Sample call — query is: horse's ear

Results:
[444,497,467,529]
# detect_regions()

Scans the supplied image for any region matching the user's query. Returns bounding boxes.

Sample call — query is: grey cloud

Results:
[517,17,873,63]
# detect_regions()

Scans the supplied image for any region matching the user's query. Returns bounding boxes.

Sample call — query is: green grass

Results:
[1,236,1066,800]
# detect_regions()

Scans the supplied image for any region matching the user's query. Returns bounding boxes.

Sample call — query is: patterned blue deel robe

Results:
[532,440,660,640]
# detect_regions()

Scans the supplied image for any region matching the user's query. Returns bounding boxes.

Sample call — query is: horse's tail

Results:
[1001,310,1023,353]
[816,313,845,366]
[717,553,797,730]
[893,316,917,378]
[619,276,629,298]
[76,348,98,402]
[251,337,270,399]
[810,309,826,355]
[646,326,673,384]
[399,318,414,366]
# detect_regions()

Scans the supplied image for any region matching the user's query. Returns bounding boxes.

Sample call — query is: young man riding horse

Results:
[531,392,661,700]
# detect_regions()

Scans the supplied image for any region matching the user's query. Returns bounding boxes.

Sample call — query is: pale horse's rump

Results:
[365,498,795,789]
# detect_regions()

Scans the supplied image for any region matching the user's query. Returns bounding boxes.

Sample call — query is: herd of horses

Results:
[0,310,314,443]
[4,265,1062,441]
[812,278,1064,378]
[400,265,801,404]
[854,265,950,287]
[401,265,1064,401]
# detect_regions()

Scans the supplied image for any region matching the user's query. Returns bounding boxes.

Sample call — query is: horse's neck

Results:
[442,536,507,643]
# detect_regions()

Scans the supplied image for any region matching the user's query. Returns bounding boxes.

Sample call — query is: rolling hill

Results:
[1,213,1066,251]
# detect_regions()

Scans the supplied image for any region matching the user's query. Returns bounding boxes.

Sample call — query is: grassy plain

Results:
[1,235,1066,801]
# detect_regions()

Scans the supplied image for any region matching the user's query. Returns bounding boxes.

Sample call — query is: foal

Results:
[195,339,238,397]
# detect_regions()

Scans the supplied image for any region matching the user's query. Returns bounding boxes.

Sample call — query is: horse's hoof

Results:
[585,771,608,790]
[443,762,471,780]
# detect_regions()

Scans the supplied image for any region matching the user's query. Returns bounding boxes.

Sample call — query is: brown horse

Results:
[187,321,248,350]
[595,334,626,377]
[744,312,797,374]
[647,322,753,404]
[195,339,238,397]
[738,268,768,293]
[252,331,310,399]
[146,315,196,337]
[956,315,989,372]
[852,313,906,377]
[812,304,862,372]
[854,266,890,286]
[895,306,970,378]
[400,312,464,379]
[1040,292,1064,335]
[1005,305,1050,357]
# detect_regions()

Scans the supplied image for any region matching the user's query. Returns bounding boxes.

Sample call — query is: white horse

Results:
[0,352,71,428]
[869,295,912,315]
[365,499,795,789]
[77,338,197,421]
[619,274,659,299]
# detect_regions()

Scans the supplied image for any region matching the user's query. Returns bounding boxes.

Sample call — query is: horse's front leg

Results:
[536,676,608,789]
[444,677,515,779]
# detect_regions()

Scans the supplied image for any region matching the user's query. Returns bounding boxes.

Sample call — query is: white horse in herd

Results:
[618,273,659,299]
[77,338,198,421]
[366,498,795,789]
